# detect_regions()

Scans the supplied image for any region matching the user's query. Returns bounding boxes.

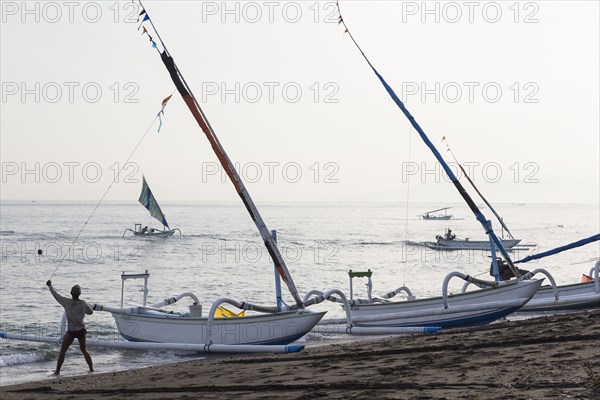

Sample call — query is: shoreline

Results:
[2,311,599,399]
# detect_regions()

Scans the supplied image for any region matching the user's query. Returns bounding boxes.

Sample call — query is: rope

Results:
[402,126,412,285]
[48,114,162,280]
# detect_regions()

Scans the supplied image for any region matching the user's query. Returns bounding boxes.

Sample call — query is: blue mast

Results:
[337,4,521,279]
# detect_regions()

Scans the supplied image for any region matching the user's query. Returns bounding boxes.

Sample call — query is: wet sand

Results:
[2,310,599,400]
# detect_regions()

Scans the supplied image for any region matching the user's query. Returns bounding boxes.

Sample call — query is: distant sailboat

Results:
[123,176,181,237]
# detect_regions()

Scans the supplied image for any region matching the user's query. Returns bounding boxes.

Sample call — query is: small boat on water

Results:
[123,176,181,237]
[419,207,453,220]
[428,228,522,251]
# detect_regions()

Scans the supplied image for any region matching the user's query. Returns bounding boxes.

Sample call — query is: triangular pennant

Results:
[137,14,150,30]
[141,26,148,36]
[137,9,146,22]
[161,95,173,107]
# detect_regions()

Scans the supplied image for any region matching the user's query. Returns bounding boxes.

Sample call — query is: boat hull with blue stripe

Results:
[112,309,325,345]
[345,279,542,329]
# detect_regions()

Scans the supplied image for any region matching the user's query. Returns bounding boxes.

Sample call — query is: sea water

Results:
[1,201,598,385]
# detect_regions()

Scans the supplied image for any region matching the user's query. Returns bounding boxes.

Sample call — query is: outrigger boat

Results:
[419,207,453,220]
[519,264,600,312]
[418,149,528,251]
[93,270,324,345]
[98,1,326,348]
[123,176,181,237]
[335,270,541,328]
[423,228,522,251]
[502,235,599,313]
[0,3,325,351]
[327,4,542,329]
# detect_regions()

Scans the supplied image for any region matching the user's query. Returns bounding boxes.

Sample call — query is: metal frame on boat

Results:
[513,261,599,312]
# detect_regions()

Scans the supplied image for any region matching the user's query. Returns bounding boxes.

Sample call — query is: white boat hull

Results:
[426,238,521,250]
[132,229,176,237]
[112,310,325,345]
[421,215,452,220]
[519,281,600,312]
[345,279,542,328]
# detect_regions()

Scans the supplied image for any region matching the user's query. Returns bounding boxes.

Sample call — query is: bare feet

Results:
[88,369,95,373]
[52,371,60,376]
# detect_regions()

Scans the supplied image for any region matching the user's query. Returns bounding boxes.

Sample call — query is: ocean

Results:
[1,200,598,385]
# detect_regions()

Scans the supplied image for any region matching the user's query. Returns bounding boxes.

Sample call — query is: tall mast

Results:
[137,1,304,307]
[337,3,521,277]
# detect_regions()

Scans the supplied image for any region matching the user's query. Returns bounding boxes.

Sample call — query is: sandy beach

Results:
[2,311,599,400]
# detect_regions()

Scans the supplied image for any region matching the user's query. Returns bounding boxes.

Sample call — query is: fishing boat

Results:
[123,176,181,237]
[424,228,522,251]
[98,2,325,347]
[419,207,453,220]
[93,271,324,345]
[513,235,600,312]
[323,268,540,328]
[330,4,542,329]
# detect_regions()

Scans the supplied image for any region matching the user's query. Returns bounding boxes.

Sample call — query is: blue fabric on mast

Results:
[368,65,513,262]
[515,233,600,264]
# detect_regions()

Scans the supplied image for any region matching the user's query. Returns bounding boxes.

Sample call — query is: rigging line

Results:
[442,137,514,240]
[48,112,164,280]
[402,125,412,286]
[336,1,521,279]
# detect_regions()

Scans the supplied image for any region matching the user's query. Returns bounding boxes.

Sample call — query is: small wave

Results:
[0,352,47,367]
[353,241,402,246]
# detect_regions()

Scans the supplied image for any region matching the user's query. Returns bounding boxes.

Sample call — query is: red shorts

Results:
[67,329,87,340]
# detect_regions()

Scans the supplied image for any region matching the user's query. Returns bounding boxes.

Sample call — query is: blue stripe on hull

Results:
[356,307,521,329]
[120,330,310,346]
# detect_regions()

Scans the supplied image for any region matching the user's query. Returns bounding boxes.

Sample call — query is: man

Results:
[46,280,94,375]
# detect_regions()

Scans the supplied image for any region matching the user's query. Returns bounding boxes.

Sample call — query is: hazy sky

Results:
[1,1,598,204]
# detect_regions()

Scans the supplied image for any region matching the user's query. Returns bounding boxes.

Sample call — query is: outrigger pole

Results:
[137,1,304,308]
[336,2,521,279]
